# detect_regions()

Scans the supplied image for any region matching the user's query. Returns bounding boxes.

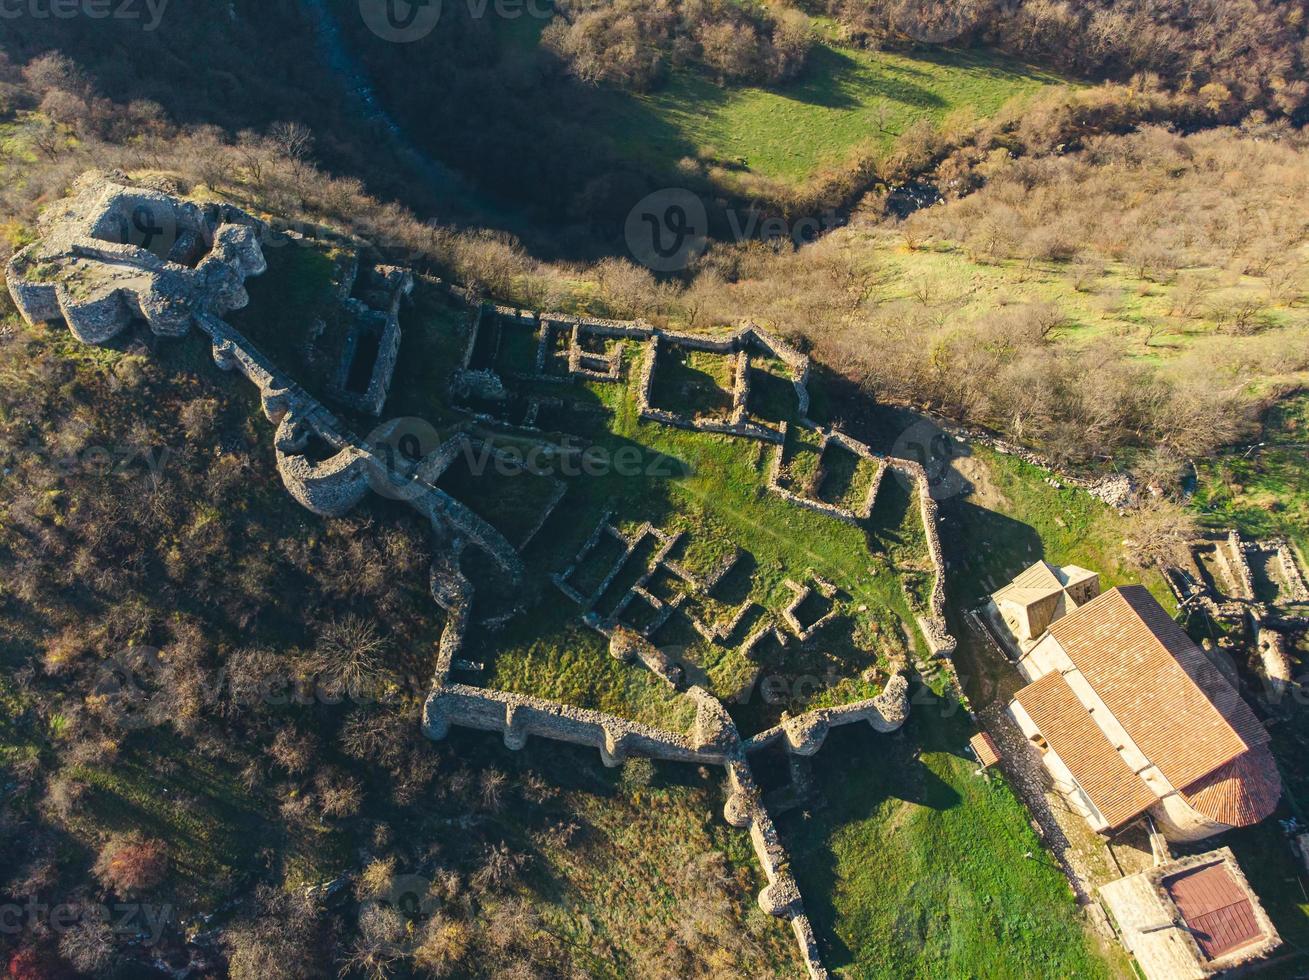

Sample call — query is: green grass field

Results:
[846,230,1309,375]
[595,44,1059,186]
[781,699,1118,978]
[494,16,1061,191]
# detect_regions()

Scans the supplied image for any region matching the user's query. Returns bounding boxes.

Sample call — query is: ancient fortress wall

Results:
[15,176,966,980]
[744,674,910,756]
[888,459,955,657]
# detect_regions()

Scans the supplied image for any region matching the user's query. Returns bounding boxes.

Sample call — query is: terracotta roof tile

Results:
[1046,586,1266,789]
[1014,672,1158,828]
[1165,861,1264,960]
[1182,745,1282,828]
[969,732,1001,768]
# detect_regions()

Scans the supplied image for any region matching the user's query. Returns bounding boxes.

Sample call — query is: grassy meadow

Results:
[590,43,1061,188]
[493,15,1061,194]
[780,702,1122,978]
[843,228,1309,377]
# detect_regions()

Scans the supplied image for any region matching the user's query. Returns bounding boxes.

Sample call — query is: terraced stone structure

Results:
[1166,530,1309,710]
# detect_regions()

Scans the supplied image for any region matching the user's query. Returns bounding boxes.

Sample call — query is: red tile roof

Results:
[1182,745,1282,828]
[1045,586,1268,790]
[969,732,1001,768]
[1013,672,1159,828]
[1165,861,1265,960]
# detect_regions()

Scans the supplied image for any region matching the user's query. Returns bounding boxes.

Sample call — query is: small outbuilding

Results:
[969,731,1001,769]
[1100,848,1280,979]
[991,560,1101,649]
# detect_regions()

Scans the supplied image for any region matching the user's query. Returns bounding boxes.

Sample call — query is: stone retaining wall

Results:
[423,682,736,766]
[743,673,910,756]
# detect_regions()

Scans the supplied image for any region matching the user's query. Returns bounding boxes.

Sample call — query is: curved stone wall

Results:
[274,416,371,518]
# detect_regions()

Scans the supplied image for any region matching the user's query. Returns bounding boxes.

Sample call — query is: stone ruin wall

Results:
[1220,529,1258,601]
[889,459,953,654]
[8,175,526,620]
[766,422,889,525]
[422,680,737,767]
[634,326,806,444]
[9,174,265,346]
[1275,540,1309,603]
[14,178,956,980]
[744,674,910,756]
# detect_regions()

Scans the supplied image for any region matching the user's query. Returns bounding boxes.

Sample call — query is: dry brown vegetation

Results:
[544,0,814,90]
[827,0,1309,120]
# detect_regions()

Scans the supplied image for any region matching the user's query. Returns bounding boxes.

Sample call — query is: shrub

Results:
[92,836,167,894]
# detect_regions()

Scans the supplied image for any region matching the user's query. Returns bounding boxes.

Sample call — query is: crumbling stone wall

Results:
[633,324,807,443]
[12,174,526,604]
[274,414,372,517]
[422,681,737,766]
[1275,539,1309,602]
[743,674,910,756]
[889,459,955,657]
[767,423,887,524]
[7,173,264,345]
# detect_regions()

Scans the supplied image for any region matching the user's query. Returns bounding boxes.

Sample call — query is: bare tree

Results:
[1122,498,1199,569]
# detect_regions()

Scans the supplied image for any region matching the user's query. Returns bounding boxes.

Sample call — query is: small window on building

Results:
[1029,733,1048,751]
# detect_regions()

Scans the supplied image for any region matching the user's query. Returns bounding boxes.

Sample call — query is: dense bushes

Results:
[826,0,1309,120]
[543,0,813,90]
